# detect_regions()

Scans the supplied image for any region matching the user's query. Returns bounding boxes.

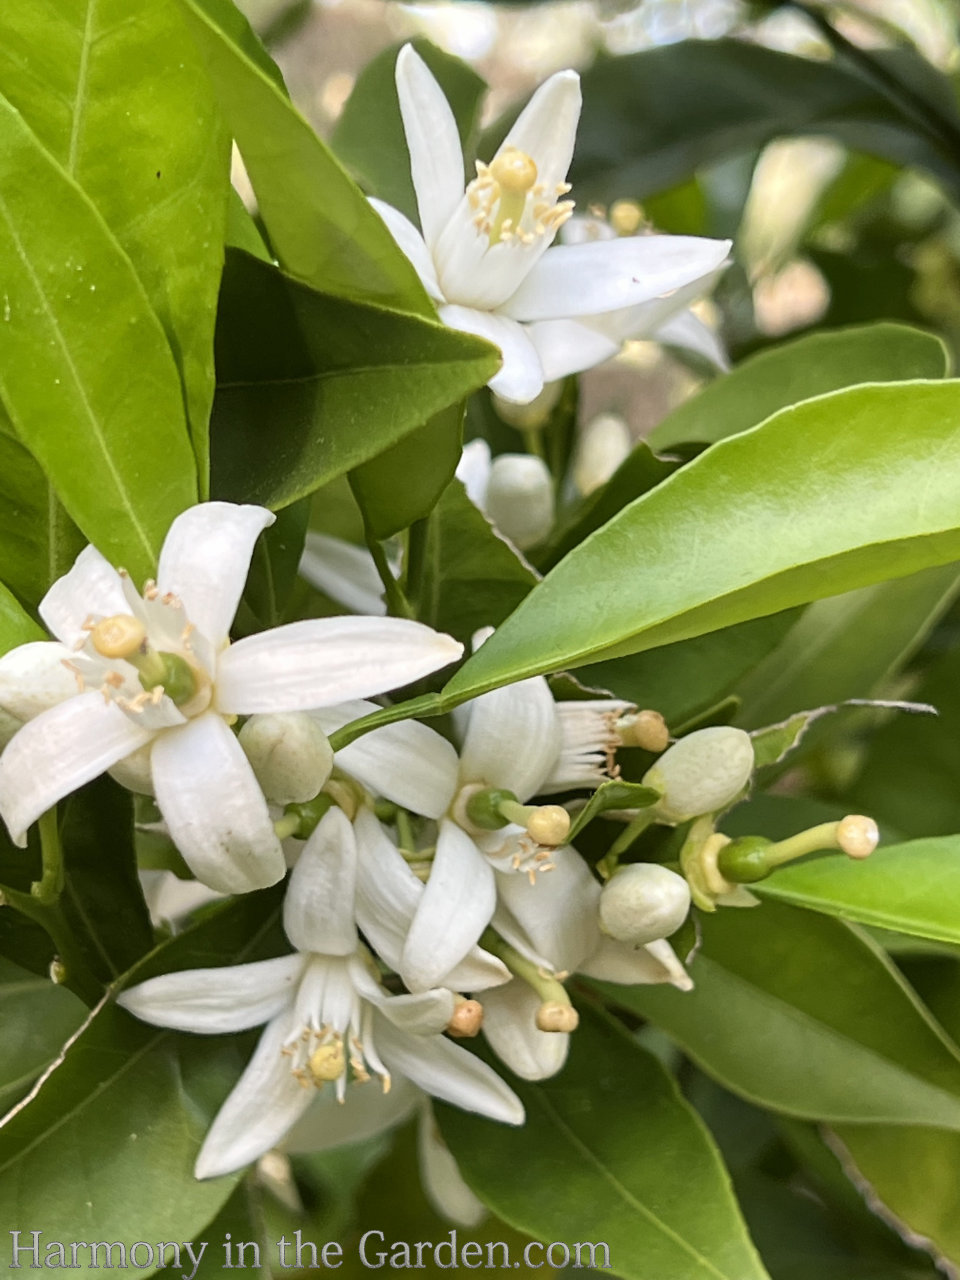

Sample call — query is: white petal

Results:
[444,947,512,992]
[455,438,492,510]
[194,1009,315,1179]
[283,806,357,955]
[526,318,621,383]
[375,1015,524,1124]
[438,305,543,405]
[314,700,458,818]
[482,981,569,1080]
[495,846,601,973]
[282,1074,419,1154]
[214,618,463,714]
[117,954,305,1033]
[157,502,275,645]
[417,1105,487,1228]
[395,44,466,254]
[0,641,80,722]
[109,742,155,795]
[152,712,285,894]
[374,986,455,1036]
[500,70,581,198]
[655,308,729,371]
[299,532,387,616]
[459,676,560,800]
[579,935,692,990]
[401,820,495,992]
[0,692,152,846]
[500,236,732,323]
[39,544,127,645]
[369,198,443,301]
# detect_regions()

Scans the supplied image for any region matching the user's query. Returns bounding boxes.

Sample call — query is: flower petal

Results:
[459,676,559,800]
[500,236,732,323]
[375,1014,524,1124]
[655,307,729,371]
[526,318,620,383]
[438,305,543,405]
[395,44,466,253]
[370,198,443,301]
[283,806,357,955]
[445,947,512,992]
[0,692,152,846]
[314,700,459,818]
[299,532,387,617]
[157,502,275,645]
[0,641,80,722]
[500,69,581,198]
[482,981,569,1081]
[214,618,463,714]
[117,953,305,1033]
[579,935,692,990]
[401,820,495,992]
[372,986,455,1036]
[455,438,492,509]
[194,1009,315,1179]
[151,711,285,894]
[39,544,127,645]
[282,1073,419,1153]
[417,1104,487,1228]
[495,845,601,973]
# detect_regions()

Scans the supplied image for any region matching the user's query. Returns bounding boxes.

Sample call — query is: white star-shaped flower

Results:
[0,502,462,894]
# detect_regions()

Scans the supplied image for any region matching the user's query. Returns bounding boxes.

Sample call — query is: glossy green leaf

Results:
[177,0,431,314]
[238,498,310,633]
[0,958,85,1116]
[0,582,43,657]
[0,0,230,484]
[571,42,960,203]
[332,38,485,222]
[439,1004,770,1280]
[756,837,960,947]
[211,252,498,510]
[443,381,960,704]
[648,323,948,451]
[0,93,197,583]
[567,780,661,841]
[595,903,960,1128]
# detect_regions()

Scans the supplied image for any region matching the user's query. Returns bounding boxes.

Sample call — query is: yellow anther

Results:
[447,998,484,1039]
[308,1041,346,1084]
[619,709,670,753]
[90,614,146,659]
[536,1001,579,1033]
[490,147,538,194]
[526,805,570,847]
[836,814,879,860]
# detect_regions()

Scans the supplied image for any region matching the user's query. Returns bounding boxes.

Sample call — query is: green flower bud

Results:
[643,726,754,824]
[599,862,691,945]
[239,712,334,805]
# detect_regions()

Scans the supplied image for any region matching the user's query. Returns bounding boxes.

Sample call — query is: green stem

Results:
[600,809,658,877]
[482,931,572,1005]
[364,527,413,620]
[395,808,415,853]
[524,428,546,460]
[32,808,64,905]
[403,517,429,608]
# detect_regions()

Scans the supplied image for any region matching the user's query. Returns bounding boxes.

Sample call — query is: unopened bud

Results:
[447,998,484,1038]
[599,862,691,945]
[536,1001,579,1033]
[644,726,754,824]
[484,454,554,550]
[239,713,334,805]
[836,814,879,860]
[525,804,570,847]
[91,614,146,659]
[618,709,670,753]
[308,1041,345,1084]
[573,412,632,496]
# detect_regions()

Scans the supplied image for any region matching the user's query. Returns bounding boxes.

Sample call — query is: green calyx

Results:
[717,836,774,884]
[465,787,519,830]
[137,651,197,707]
[283,793,335,840]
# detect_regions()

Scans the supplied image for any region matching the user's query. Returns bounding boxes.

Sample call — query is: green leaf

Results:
[648,323,948,451]
[0,93,198,583]
[177,0,431,314]
[238,498,310,632]
[0,958,85,1116]
[0,888,284,1254]
[211,252,498,510]
[594,903,960,1129]
[571,42,960,203]
[756,836,960,947]
[442,381,960,704]
[332,38,486,222]
[439,1004,770,1280]
[0,0,230,486]
[567,780,661,841]
[0,581,43,656]
[414,478,535,644]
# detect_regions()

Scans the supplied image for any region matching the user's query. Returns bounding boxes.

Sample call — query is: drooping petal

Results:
[579,935,692,990]
[655,307,729,371]
[369,198,443,300]
[194,1009,315,1179]
[0,641,80,722]
[459,676,560,800]
[499,69,581,198]
[482,980,569,1081]
[283,806,357,956]
[438,305,543,405]
[282,1073,419,1153]
[157,502,275,645]
[375,1014,524,1124]
[455,438,492,509]
[395,44,467,253]
[401,820,495,992]
[214,618,463,714]
[314,700,459,818]
[0,692,152,846]
[39,544,127,645]
[494,845,601,973]
[299,532,387,617]
[151,711,285,894]
[500,236,732,323]
[417,1105,487,1228]
[117,953,306,1033]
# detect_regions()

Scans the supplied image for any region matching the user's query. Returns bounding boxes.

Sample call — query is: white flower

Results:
[118,807,522,1179]
[374,45,731,404]
[0,502,462,894]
